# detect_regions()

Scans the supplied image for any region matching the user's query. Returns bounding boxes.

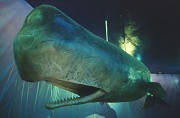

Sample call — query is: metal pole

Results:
[105,20,109,42]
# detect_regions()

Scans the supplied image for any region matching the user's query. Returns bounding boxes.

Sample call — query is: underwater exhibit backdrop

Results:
[0,0,180,118]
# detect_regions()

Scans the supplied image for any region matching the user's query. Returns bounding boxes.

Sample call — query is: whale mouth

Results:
[45,79,106,109]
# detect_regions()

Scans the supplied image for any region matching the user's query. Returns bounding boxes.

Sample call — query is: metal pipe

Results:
[105,20,109,42]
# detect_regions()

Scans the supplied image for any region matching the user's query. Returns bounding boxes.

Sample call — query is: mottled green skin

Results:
[13,5,151,103]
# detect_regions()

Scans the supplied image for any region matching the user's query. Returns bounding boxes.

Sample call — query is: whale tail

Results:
[142,82,170,108]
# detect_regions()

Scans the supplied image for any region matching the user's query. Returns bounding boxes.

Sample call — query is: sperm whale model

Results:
[13,5,168,109]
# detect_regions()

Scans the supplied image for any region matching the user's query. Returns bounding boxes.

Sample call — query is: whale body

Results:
[13,5,168,109]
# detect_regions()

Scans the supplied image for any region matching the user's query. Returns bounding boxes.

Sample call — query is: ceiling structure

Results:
[25,0,180,74]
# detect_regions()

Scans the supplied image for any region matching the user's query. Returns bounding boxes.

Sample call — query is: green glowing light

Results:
[136,54,142,61]
[119,18,142,58]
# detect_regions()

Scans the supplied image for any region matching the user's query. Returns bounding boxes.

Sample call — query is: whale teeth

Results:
[49,96,80,104]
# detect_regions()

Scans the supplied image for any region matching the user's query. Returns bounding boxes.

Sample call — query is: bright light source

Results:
[119,18,142,59]
[119,39,136,56]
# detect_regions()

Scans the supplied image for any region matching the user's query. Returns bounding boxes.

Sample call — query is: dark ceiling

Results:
[25,0,180,74]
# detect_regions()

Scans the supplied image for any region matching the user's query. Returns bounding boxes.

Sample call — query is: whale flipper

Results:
[142,82,170,108]
[143,82,166,97]
[144,95,171,108]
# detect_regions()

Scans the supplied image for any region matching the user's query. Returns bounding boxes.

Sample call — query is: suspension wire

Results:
[0,65,14,104]
[50,84,53,118]
[49,84,56,118]
[33,82,40,118]
[94,103,97,118]
[19,81,25,118]
[8,74,18,118]
[25,82,30,118]
[45,84,50,102]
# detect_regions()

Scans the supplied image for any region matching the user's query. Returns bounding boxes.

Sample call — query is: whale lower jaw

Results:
[44,79,106,109]
[45,89,105,109]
